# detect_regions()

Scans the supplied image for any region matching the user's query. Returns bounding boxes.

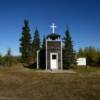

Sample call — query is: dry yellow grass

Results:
[0,66,100,100]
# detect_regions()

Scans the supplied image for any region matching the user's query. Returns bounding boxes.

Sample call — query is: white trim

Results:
[37,50,40,69]
[46,39,47,70]
[50,53,58,70]
[61,40,63,70]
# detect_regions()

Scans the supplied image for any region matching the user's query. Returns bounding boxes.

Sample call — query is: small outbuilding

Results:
[46,33,63,70]
[37,23,63,70]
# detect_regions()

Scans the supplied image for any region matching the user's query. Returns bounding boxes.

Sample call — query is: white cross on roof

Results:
[50,23,56,33]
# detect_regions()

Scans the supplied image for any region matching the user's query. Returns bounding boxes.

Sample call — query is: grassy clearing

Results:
[0,66,100,100]
[75,66,100,74]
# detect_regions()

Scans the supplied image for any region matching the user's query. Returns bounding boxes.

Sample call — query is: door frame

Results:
[50,53,58,70]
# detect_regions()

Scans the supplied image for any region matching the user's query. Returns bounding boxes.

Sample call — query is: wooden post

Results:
[37,50,39,69]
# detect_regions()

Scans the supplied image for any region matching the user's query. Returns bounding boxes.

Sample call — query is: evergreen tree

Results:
[19,20,32,66]
[32,28,40,62]
[63,29,76,69]
[97,49,100,66]
[39,35,46,69]
[4,48,13,67]
[0,54,3,66]
[42,35,46,49]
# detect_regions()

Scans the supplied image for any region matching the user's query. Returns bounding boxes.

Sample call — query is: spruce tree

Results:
[63,29,76,69]
[0,54,3,66]
[97,49,100,66]
[42,35,46,49]
[4,48,13,67]
[19,20,32,66]
[39,35,46,69]
[32,28,40,62]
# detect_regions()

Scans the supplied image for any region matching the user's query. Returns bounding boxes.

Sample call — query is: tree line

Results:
[78,47,100,67]
[0,48,20,67]
[0,19,99,68]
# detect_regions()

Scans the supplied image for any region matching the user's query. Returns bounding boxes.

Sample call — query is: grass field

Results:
[0,65,100,100]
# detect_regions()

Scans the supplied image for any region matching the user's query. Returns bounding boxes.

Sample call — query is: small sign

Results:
[77,58,86,66]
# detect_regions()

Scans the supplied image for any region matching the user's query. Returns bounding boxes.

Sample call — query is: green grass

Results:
[0,66,100,100]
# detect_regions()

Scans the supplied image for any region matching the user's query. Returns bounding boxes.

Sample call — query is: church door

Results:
[50,53,58,70]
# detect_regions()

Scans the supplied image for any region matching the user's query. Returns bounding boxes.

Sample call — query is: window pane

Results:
[52,55,56,59]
